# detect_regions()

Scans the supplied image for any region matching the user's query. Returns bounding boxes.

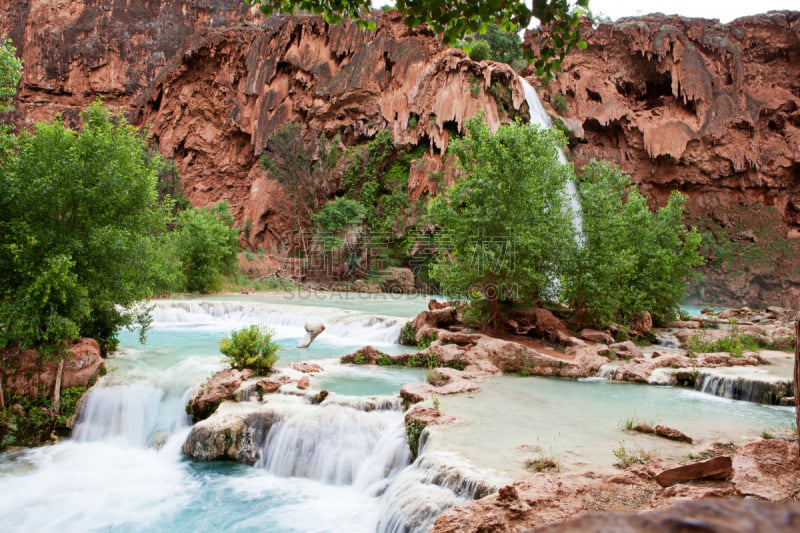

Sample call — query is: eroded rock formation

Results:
[1,1,525,249]
[5,3,800,305]
[535,12,800,307]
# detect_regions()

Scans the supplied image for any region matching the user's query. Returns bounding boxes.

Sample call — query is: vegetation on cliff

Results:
[246,0,588,75]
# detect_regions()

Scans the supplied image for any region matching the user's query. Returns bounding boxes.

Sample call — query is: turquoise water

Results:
[0,295,430,533]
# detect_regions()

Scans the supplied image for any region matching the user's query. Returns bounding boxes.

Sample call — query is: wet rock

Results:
[655,456,730,487]
[609,341,643,359]
[579,329,614,345]
[296,375,310,390]
[400,377,480,404]
[186,368,254,422]
[297,320,325,349]
[405,404,456,427]
[411,308,460,337]
[428,299,448,310]
[654,425,692,443]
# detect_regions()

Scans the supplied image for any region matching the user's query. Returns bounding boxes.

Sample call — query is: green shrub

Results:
[417,331,438,350]
[400,322,418,346]
[219,325,280,375]
[551,92,568,114]
[175,202,240,293]
[613,440,652,468]
[468,40,491,61]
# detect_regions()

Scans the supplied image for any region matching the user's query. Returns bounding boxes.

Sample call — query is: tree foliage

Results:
[564,161,703,327]
[245,0,590,77]
[260,121,341,231]
[219,325,280,375]
[175,202,240,293]
[428,113,576,325]
[0,36,21,113]
[0,102,171,353]
[428,117,703,330]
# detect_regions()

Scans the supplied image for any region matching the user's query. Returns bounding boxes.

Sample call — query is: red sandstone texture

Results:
[532,12,800,307]
[1,338,104,398]
[4,4,800,305]
[431,439,800,533]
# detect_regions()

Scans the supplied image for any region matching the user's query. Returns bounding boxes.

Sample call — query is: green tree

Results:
[428,113,576,327]
[219,325,280,375]
[564,161,703,327]
[175,202,240,293]
[260,121,341,232]
[477,24,524,66]
[0,102,171,353]
[468,40,491,62]
[0,36,22,113]
[245,0,589,77]
[314,197,366,252]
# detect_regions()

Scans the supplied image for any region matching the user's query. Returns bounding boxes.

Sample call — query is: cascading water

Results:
[0,294,467,532]
[518,76,583,235]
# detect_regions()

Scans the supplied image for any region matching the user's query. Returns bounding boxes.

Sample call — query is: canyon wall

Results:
[534,12,800,307]
[3,1,800,306]
[1,0,524,247]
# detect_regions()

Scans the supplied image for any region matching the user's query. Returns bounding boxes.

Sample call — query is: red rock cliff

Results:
[532,12,800,307]
[1,0,523,247]
[4,2,800,306]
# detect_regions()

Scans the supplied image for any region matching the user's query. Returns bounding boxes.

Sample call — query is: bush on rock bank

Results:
[427,114,703,330]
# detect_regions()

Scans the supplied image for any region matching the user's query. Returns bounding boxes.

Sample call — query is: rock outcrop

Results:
[525,498,800,533]
[1,2,525,251]
[432,439,800,532]
[1,338,104,399]
[535,12,800,307]
[5,4,800,304]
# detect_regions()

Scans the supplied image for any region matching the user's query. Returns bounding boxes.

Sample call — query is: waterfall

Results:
[257,402,410,487]
[697,372,793,405]
[518,76,583,235]
[151,299,405,345]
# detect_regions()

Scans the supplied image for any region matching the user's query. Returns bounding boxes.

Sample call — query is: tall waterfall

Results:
[518,76,583,235]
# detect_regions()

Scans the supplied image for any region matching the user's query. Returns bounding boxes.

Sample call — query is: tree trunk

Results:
[794,318,799,455]
[0,378,5,411]
[53,358,64,415]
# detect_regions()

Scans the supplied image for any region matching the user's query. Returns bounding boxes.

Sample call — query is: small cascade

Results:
[257,402,410,487]
[519,76,583,235]
[697,372,793,405]
[73,381,191,447]
[595,361,622,380]
[151,299,404,344]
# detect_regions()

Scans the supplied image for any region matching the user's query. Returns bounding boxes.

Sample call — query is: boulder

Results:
[579,328,614,344]
[256,378,282,394]
[609,341,643,359]
[628,310,653,336]
[186,368,254,422]
[2,338,104,399]
[289,362,323,373]
[297,320,325,348]
[654,425,692,443]
[655,456,730,487]
[380,267,415,293]
[411,307,460,333]
[296,375,310,389]
[510,308,569,343]
[341,345,393,365]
